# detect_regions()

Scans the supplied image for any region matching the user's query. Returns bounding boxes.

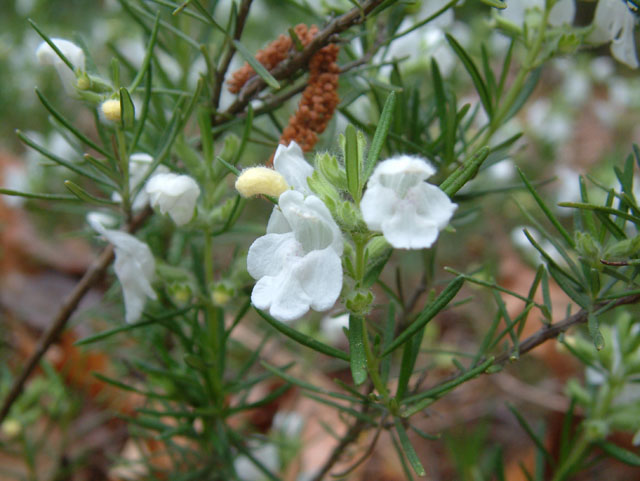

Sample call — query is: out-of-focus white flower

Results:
[361,155,457,249]
[247,190,343,322]
[320,313,349,344]
[562,70,591,106]
[511,225,566,265]
[485,159,516,183]
[500,0,575,27]
[273,411,304,439]
[233,443,279,481]
[554,165,582,207]
[589,0,638,69]
[112,153,169,210]
[87,212,157,323]
[273,141,314,195]
[145,172,200,226]
[2,164,28,207]
[36,38,85,91]
[526,99,572,145]
[590,56,616,81]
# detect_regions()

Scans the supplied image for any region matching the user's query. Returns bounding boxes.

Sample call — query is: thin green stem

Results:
[115,127,131,217]
[476,3,550,148]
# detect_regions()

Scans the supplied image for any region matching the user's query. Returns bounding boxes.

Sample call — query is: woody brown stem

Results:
[0,208,151,424]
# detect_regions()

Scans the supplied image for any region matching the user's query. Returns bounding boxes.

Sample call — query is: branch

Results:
[0,208,151,424]
[213,0,387,126]
[493,293,640,365]
[212,0,253,112]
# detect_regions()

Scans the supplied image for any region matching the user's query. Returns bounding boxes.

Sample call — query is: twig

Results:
[310,415,369,481]
[0,209,151,424]
[493,293,640,366]
[212,0,252,113]
[213,0,387,126]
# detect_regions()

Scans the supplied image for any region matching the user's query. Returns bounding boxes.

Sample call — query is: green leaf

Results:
[396,325,425,400]
[440,147,490,196]
[0,188,79,202]
[597,441,640,466]
[518,167,575,248]
[445,34,493,118]
[345,124,362,203]
[507,403,555,466]
[232,39,280,89]
[394,419,427,476]
[35,89,111,159]
[587,311,605,350]
[383,277,464,356]
[480,0,506,7]
[255,308,349,361]
[119,87,136,129]
[348,315,368,386]
[64,180,117,205]
[128,13,160,92]
[29,19,76,71]
[401,357,494,415]
[364,92,396,179]
[503,67,542,122]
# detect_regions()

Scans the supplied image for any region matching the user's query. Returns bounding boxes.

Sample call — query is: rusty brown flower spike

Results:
[227,24,340,159]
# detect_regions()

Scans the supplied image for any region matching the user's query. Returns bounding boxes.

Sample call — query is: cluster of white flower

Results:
[87,153,201,323]
[500,0,638,68]
[239,141,457,322]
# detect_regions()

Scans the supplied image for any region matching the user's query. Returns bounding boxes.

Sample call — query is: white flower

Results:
[112,153,169,210]
[500,0,575,27]
[272,141,314,195]
[247,190,343,322]
[589,0,638,68]
[361,155,457,249]
[233,443,279,481]
[36,38,85,91]
[87,213,157,323]
[145,173,201,226]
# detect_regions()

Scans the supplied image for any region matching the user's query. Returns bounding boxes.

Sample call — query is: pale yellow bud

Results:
[101,99,121,123]
[2,419,21,438]
[235,167,288,198]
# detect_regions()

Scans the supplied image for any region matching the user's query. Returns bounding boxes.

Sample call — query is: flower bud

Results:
[575,231,600,261]
[235,167,288,198]
[101,99,121,123]
[1,419,21,439]
[345,288,374,316]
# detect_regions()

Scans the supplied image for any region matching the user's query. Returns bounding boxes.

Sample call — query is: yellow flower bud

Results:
[235,167,288,198]
[101,99,121,123]
[2,419,21,438]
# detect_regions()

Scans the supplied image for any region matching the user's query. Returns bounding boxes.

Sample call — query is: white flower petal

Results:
[279,191,343,254]
[252,266,313,321]
[36,38,85,91]
[413,182,458,231]
[266,206,291,234]
[360,184,398,232]
[145,173,200,225]
[247,232,300,280]
[273,141,314,195]
[296,248,343,312]
[549,0,575,27]
[87,216,156,323]
[248,191,343,321]
[362,155,456,249]
[611,11,639,68]
[589,0,638,68]
[382,202,440,249]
